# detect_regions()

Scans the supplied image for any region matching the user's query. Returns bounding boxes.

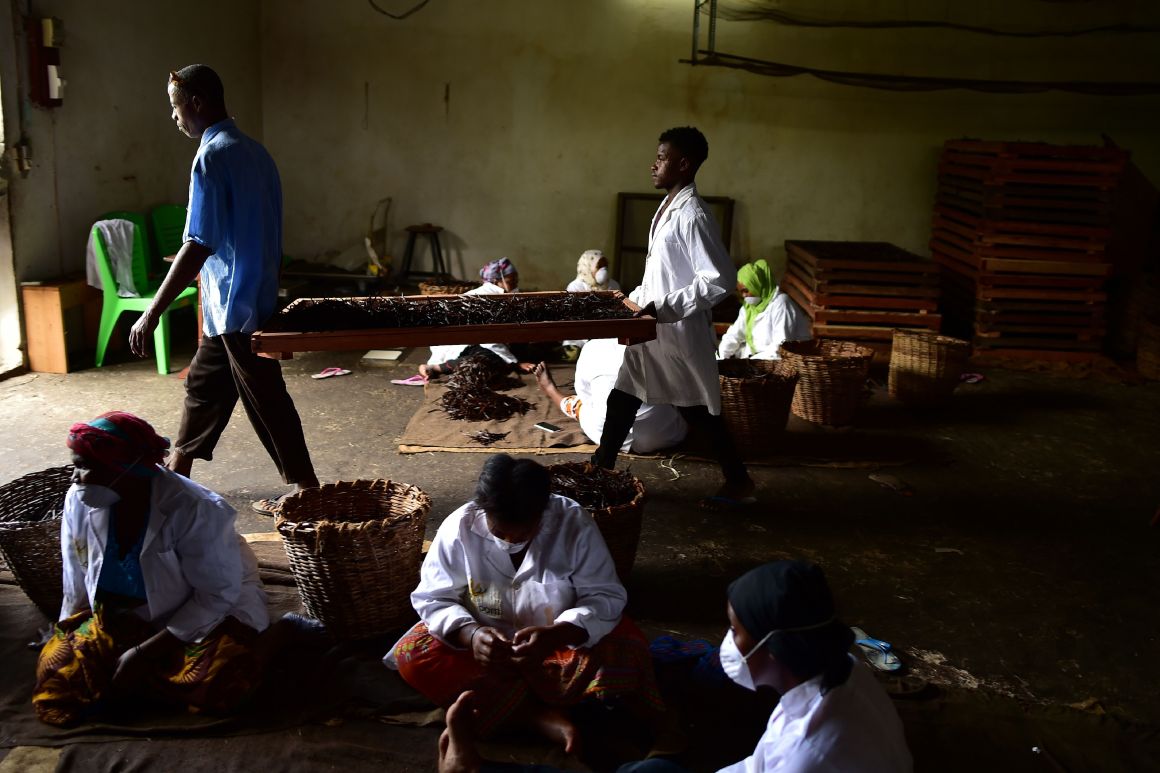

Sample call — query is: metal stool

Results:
[398,223,447,280]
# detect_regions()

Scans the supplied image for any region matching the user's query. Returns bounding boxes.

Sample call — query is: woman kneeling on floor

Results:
[33,411,269,727]
[387,453,662,752]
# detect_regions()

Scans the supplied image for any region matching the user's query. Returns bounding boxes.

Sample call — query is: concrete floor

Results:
[2,337,1160,771]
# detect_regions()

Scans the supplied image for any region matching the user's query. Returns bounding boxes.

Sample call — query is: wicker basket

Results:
[778,339,874,426]
[547,463,646,581]
[1139,316,1160,380]
[888,329,971,405]
[0,466,72,621]
[276,479,431,640]
[418,276,478,296]
[718,359,799,457]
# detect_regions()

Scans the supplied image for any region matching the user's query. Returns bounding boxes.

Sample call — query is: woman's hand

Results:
[469,626,513,667]
[111,645,152,689]
[511,623,586,663]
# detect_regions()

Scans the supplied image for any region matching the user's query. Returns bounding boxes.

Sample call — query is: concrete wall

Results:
[260,0,1160,290]
[0,0,261,373]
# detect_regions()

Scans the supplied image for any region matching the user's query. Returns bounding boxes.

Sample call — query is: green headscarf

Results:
[737,259,777,353]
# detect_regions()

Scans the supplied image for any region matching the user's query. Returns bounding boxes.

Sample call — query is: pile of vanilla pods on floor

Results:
[439,354,532,422]
[550,465,638,511]
[464,430,510,446]
[268,293,633,333]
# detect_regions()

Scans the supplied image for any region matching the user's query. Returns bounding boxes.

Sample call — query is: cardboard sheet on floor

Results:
[397,366,598,454]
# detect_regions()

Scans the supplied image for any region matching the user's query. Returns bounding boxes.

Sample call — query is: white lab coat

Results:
[717,293,812,361]
[566,277,622,293]
[59,468,269,643]
[387,494,625,665]
[427,281,517,366]
[618,183,736,415]
[85,219,141,297]
[575,338,687,453]
[717,658,913,773]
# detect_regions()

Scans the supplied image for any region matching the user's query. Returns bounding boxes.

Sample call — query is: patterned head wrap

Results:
[66,411,170,477]
[480,258,517,285]
[736,259,777,353]
[575,250,608,290]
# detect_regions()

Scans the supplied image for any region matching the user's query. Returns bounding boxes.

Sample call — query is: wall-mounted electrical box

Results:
[26,17,64,108]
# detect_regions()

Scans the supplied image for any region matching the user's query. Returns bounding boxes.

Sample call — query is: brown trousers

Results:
[175,332,315,485]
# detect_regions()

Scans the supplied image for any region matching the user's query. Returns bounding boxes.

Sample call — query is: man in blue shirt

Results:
[130,64,319,512]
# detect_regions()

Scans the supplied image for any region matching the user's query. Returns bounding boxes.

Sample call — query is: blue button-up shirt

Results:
[184,119,282,336]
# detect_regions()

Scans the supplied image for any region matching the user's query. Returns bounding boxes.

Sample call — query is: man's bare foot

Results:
[439,691,482,773]
[701,477,757,511]
[530,705,581,756]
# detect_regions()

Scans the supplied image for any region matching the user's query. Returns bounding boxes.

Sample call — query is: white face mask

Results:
[72,483,122,509]
[719,628,773,691]
[594,267,610,285]
[743,295,762,306]
[490,533,530,554]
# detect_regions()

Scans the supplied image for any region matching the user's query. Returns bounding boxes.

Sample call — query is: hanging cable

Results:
[367,0,431,21]
[686,50,1160,95]
[709,1,1160,38]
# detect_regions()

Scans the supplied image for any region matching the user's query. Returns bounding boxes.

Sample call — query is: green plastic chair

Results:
[91,217,197,375]
[150,204,188,264]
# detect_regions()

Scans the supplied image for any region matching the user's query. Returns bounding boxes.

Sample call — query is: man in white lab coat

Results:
[593,127,754,507]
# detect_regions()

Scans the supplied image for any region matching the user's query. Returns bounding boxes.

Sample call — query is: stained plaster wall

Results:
[0,0,261,373]
[260,0,1160,291]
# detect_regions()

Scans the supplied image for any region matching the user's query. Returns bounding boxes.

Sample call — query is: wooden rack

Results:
[250,291,656,358]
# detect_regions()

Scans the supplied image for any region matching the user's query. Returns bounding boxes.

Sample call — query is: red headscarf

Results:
[66,411,170,475]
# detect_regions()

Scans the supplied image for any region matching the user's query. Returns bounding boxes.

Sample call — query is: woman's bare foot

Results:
[419,364,437,380]
[439,691,482,773]
[532,362,565,398]
[530,705,581,756]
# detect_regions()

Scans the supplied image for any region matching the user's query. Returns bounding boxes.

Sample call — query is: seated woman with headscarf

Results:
[566,250,621,294]
[717,259,811,361]
[387,454,661,753]
[562,250,621,355]
[718,561,912,772]
[419,258,533,380]
[33,411,269,727]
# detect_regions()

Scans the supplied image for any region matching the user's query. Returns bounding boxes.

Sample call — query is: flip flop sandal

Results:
[390,374,428,386]
[312,367,352,380]
[251,492,293,516]
[850,626,902,672]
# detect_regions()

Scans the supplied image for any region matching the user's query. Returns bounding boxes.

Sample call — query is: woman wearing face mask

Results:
[562,250,622,356]
[566,249,621,294]
[717,561,912,772]
[386,454,661,754]
[32,411,268,726]
[717,260,811,361]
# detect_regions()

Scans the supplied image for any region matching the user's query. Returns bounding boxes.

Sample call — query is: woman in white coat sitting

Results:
[33,411,268,726]
[566,249,621,294]
[421,258,533,380]
[717,259,811,361]
[388,454,661,753]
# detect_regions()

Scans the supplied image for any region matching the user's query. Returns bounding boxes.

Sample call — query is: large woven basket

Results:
[547,463,645,582]
[778,339,874,426]
[1139,316,1160,380]
[418,276,478,296]
[888,329,971,405]
[719,359,799,457]
[0,466,71,621]
[276,479,431,640]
